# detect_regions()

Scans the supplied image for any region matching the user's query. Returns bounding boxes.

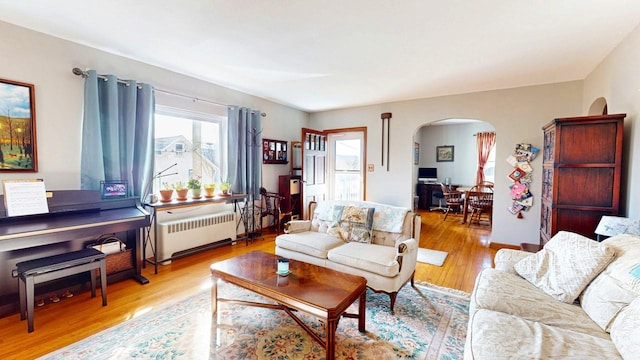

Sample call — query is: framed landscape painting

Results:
[436,145,454,162]
[0,78,38,172]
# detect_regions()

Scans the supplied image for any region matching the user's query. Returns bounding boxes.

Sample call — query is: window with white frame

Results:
[152,103,227,193]
[483,144,496,182]
[331,133,364,200]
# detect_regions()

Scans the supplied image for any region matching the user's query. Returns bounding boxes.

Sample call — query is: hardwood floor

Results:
[0,209,495,359]
[415,209,496,292]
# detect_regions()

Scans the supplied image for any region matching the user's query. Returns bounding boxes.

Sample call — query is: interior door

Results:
[301,128,327,219]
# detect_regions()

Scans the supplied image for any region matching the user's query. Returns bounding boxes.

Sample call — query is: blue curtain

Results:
[80,70,155,198]
[227,106,262,198]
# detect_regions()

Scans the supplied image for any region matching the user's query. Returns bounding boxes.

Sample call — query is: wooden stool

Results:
[13,248,107,332]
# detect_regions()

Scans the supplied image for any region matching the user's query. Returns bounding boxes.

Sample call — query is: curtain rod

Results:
[71,67,266,117]
[473,131,496,136]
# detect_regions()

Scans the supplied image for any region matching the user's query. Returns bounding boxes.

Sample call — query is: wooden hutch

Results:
[540,113,625,246]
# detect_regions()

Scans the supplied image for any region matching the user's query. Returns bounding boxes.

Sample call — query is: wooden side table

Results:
[520,243,542,253]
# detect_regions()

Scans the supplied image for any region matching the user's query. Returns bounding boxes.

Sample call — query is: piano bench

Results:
[13,248,107,333]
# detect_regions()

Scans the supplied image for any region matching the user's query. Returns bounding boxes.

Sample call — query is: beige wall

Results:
[310,82,583,246]
[583,23,640,218]
[0,21,309,194]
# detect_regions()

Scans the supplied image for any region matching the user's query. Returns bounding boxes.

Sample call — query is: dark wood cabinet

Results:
[417,183,435,210]
[279,175,302,220]
[540,113,624,246]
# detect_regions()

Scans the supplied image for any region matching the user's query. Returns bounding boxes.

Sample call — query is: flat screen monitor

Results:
[418,167,437,182]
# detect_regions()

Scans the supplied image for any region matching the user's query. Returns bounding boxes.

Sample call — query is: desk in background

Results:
[416,183,460,210]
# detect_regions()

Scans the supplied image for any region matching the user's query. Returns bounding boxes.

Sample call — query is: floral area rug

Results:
[39,281,469,360]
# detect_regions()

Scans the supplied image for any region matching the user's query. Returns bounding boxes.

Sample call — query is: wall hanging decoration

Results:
[262,138,288,164]
[506,143,539,218]
[0,78,38,172]
[381,112,391,171]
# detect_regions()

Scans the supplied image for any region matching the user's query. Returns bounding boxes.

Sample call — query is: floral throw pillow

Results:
[327,205,375,243]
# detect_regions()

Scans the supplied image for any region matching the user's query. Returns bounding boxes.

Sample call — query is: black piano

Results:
[0,190,150,317]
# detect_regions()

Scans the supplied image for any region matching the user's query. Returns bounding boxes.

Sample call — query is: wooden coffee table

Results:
[210,251,367,360]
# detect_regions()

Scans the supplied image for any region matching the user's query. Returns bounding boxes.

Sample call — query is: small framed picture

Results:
[508,167,526,182]
[436,145,454,162]
[414,142,419,165]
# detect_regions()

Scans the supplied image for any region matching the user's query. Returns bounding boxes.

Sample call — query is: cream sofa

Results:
[275,200,421,313]
[465,232,640,359]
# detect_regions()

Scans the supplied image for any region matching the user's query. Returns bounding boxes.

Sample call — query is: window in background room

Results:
[153,105,227,194]
[483,144,496,183]
[329,131,364,200]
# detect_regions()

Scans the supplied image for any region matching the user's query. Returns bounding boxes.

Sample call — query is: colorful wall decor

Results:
[506,143,539,218]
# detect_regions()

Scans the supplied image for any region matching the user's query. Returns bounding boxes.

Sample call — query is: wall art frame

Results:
[0,78,38,172]
[436,145,454,162]
[262,138,288,164]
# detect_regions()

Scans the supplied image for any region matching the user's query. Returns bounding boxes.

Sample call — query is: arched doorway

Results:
[413,118,496,226]
[588,97,608,115]
[414,118,496,189]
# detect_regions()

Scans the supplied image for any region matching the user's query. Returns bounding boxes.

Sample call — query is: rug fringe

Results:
[413,280,471,299]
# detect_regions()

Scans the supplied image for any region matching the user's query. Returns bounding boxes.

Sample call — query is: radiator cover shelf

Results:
[156,210,236,264]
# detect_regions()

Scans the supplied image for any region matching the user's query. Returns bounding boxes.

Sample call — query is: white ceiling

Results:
[1,1,640,112]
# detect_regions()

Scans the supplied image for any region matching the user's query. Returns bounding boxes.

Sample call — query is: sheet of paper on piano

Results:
[2,179,49,217]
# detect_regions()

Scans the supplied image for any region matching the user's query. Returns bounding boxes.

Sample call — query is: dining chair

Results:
[441,184,464,220]
[259,187,285,233]
[467,189,493,226]
[470,182,493,193]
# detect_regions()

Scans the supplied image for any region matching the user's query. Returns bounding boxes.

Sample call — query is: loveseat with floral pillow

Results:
[275,200,421,313]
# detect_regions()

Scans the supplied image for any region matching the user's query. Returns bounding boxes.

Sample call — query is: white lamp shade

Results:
[594,216,640,237]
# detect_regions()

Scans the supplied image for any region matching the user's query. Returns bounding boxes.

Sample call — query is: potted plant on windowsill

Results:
[188,177,202,199]
[220,179,231,196]
[203,183,216,198]
[159,182,174,202]
[174,181,189,201]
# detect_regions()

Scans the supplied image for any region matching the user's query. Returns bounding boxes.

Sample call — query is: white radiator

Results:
[156,210,236,264]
